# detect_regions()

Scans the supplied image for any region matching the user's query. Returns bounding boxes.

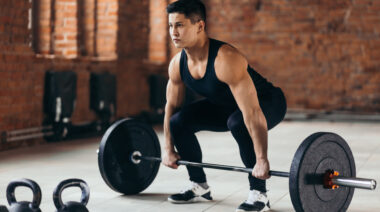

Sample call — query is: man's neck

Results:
[184,34,209,62]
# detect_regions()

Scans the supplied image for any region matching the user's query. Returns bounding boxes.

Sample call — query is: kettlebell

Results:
[0,205,9,212]
[53,179,90,212]
[6,178,42,212]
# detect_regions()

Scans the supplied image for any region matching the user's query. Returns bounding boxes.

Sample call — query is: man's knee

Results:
[170,110,195,133]
[170,112,183,135]
[227,112,245,133]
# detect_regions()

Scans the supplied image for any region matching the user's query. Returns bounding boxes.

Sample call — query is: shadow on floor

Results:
[120,193,170,202]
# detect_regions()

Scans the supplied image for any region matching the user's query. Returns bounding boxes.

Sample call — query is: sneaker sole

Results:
[168,196,212,204]
[235,204,270,212]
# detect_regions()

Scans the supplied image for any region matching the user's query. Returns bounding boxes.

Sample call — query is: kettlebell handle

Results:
[6,178,42,209]
[53,178,90,210]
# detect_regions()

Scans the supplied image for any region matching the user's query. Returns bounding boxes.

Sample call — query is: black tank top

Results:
[179,38,274,107]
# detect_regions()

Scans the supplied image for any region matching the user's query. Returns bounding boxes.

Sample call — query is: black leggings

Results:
[170,87,287,192]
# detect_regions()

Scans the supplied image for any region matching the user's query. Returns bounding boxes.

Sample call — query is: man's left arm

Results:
[215,45,270,180]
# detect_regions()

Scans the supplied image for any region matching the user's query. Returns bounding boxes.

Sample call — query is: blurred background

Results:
[0,0,379,151]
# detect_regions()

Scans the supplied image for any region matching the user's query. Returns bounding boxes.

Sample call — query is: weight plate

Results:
[289,132,356,212]
[98,118,161,194]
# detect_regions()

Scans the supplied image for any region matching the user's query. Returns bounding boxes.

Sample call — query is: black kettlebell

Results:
[53,179,90,212]
[0,205,9,212]
[6,178,42,212]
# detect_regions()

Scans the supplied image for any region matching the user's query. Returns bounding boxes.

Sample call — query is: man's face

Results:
[168,13,200,48]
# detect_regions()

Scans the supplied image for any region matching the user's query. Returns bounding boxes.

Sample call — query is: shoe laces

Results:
[245,190,267,205]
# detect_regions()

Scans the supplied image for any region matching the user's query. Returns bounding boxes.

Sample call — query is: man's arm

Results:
[215,45,270,180]
[163,52,185,169]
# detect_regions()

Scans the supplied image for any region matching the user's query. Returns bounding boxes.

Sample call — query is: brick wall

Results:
[0,0,379,150]
[0,0,160,150]
[202,0,380,112]
[149,0,168,63]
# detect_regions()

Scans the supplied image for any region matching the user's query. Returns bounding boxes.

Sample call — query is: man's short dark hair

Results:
[166,0,206,24]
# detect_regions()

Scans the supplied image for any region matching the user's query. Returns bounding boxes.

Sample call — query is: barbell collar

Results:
[332,176,377,190]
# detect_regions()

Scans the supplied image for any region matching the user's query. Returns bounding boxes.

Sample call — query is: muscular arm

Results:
[163,53,185,167]
[215,45,269,179]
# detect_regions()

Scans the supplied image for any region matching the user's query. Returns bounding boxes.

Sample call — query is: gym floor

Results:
[0,120,379,211]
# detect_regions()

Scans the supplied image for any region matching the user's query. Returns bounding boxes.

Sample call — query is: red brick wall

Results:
[202,0,380,112]
[149,0,168,63]
[0,0,160,150]
[0,0,379,150]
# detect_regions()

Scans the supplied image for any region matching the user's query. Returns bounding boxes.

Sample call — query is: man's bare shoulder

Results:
[168,51,182,83]
[217,44,247,65]
[215,44,248,83]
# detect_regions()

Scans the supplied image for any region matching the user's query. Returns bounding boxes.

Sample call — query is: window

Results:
[32,0,118,60]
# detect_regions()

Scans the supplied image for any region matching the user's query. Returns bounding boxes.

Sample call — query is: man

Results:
[162,0,287,211]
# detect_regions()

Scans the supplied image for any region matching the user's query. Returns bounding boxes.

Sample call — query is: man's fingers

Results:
[170,164,178,169]
[163,161,178,169]
[252,170,270,180]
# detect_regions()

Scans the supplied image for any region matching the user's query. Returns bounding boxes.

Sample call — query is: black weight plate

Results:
[98,118,161,194]
[289,132,356,212]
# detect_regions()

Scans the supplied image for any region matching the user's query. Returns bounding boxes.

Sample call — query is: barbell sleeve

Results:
[332,176,377,190]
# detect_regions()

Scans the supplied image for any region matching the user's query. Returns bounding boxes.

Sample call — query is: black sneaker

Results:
[168,182,213,204]
[236,190,270,212]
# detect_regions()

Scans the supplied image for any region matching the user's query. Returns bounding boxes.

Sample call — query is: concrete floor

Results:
[0,120,379,211]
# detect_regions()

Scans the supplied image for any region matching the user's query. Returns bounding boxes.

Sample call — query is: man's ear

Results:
[197,20,206,33]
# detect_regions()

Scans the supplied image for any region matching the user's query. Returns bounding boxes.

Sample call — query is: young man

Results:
[162,0,287,211]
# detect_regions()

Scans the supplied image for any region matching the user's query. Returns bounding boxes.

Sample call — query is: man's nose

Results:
[171,27,179,37]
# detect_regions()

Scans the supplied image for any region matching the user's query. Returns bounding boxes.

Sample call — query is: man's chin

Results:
[174,43,183,48]
[173,43,183,49]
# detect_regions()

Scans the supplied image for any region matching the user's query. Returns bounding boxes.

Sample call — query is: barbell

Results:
[97,118,377,212]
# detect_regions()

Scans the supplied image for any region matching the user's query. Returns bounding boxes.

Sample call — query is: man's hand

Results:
[252,158,270,180]
[162,150,181,169]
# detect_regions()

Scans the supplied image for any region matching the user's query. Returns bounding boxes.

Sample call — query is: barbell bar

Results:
[131,151,376,190]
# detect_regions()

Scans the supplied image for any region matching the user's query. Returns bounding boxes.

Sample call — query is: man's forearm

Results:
[244,110,268,160]
[252,124,268,160]
[164,104,176,152]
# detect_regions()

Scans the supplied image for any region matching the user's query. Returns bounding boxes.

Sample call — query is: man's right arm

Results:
[163,53,185,168]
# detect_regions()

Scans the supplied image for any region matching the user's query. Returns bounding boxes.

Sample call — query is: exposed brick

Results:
[0,0,379,151]
[201,0,380,112]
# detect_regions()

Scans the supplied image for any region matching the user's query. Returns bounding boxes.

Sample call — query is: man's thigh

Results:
[172,98,234,132]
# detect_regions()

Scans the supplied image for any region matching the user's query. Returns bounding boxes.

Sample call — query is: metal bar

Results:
[269,171,290,178]
[139,155,378,189]
[332,176,377,190]
[8,126,52,136]
[139,155,290,178]
[140,156,161,162]
[7,132,54,142]
[177,160,254,174]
